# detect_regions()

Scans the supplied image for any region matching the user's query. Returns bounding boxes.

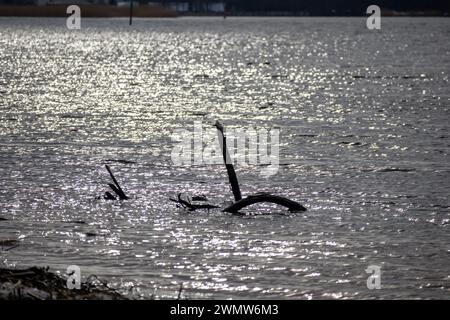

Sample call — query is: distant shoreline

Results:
[184,9,448,17]
[0,5,177,18]
[0,5,447,18]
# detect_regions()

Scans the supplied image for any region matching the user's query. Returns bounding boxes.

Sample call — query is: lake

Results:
[0,16,449,299]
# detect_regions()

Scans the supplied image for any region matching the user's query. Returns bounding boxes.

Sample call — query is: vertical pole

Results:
[129,1,133,26]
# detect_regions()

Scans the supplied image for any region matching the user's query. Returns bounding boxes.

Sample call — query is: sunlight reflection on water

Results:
[0,17,449,299]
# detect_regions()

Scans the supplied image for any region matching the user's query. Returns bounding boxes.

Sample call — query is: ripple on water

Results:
[0,17,449,299]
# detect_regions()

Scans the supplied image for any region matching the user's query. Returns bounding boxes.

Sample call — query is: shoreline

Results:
[0,4,450,18]
[0,5,177,18]
[0,5,447,18]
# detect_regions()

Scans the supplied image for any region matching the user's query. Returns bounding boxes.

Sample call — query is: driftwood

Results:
[170,193,219,211]
[223,194,307,213]
[104,165,129,200]
[214,121,307,214]
[170,121,307,214]
[214,121,242,201]
[103,191,116,200]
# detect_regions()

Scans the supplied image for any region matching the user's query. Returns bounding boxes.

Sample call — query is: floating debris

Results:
[170,193,219,211]
[297,134,317,138]
[259,102,274,110]
[170,121,307,214]
[85,232,97,237]
[270,74,288,79]
[64,220,86,224]
[102,165,129,200]
[377,167,415,173]
[105,159,136,164]
[191,195,208,202]
[223,193,307,214]
[0,239,18,247]
[193,74,210,79]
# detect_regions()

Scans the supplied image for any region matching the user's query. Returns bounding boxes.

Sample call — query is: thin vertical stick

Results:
[214,121,242,202]
[129,1,133,26]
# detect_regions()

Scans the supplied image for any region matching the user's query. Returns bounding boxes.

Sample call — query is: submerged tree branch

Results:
[214,120,242,202]
[105,165,129,200]
[223,194,307,213]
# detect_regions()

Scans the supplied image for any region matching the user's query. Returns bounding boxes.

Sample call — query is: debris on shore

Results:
[0,266,126,300]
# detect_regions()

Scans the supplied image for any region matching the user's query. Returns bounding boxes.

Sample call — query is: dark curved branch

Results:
[223,194,307,213]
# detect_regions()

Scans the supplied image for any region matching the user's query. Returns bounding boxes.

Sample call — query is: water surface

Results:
[0,17,449,299]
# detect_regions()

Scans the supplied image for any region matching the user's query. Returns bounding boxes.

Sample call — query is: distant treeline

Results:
[1,0,449,15]
[226,0,450,15]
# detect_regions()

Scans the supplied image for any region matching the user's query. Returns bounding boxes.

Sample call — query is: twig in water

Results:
[104,165,129,200]
[177,283,183,300]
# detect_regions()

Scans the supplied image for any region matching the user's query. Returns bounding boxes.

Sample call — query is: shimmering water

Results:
[0,17,449,299]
